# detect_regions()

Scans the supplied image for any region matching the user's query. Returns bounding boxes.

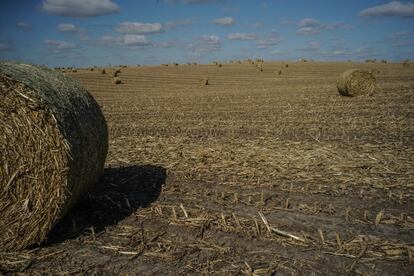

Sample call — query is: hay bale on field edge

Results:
[101,69,106,74]
[337,69,376,97]
[0,62,108,251]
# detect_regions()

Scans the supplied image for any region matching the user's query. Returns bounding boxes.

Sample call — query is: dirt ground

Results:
[1,61,414,275]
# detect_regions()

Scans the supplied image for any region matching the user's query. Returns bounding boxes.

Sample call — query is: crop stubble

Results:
[1,62,413,274]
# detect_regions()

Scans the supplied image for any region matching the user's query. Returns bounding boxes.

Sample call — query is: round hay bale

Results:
[337,69,376,97]
[200,79,209,86]
[113,77,122,84]
[101,69,106,74]
[0,62,108,251]
[112,69,121,77]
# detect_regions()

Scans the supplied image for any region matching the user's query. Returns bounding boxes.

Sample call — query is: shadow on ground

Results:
[45,165,167,245]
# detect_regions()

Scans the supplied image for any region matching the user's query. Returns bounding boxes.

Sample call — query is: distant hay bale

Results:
[278,70,282,75]
[218,64,222,67]
[402,62,410,68]
[285,64,289,68]
[101,69,106,74]
[112,69,121,77]
[200,79,209,86]
[72,69,77,73]
[89,68,94,71]
[337,69,376,97]
[113,77,122,84]
[0,62,108,251]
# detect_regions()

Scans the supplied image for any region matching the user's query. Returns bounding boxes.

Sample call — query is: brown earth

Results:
[1,61,414,275]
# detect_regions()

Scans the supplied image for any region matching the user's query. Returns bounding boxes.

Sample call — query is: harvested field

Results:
[1,62,414,275]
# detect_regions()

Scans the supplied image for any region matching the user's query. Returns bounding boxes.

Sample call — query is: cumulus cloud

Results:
[212,17,235,26]
[100,34,150,46]
[227,32,257,41]
[187,34,221,55]
[198,34,221,45]
[164,19,193,29]
[123,34,150,46]
[0,42,14,52]
[296,18,351,36]
[42,0,121,18]
[359,1,414,18]
[44,39,77,53]
[299,18,321,28]
[16,22,31,29]
[297,27,321,36]
[57,23,78,32]
[117,22,163,34]
[256,37,282,49]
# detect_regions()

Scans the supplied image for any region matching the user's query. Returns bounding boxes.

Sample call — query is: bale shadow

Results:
[45,165,167,245]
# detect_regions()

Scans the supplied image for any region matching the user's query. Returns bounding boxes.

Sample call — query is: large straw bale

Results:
[337,69,376,97]
[0,62,108,251]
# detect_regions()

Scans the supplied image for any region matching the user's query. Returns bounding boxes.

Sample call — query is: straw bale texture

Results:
[337,69,376,97]
[0,62,108,251]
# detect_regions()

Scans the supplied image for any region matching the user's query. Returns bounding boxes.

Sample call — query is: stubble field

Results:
[1,61,414,275]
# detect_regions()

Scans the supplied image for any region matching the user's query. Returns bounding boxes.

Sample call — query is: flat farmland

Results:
[2,62,414,275]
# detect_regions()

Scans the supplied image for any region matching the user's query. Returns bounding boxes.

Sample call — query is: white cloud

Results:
[164,19,193,29]
[42,0,121,18]
[359,1,414,18]
[117,22,163,34]
[44,39,77,53]
[212,17,235,26]
[296,18,351,36]
[299,18,322,28]
[244,22,262,29]
[16,22,31,29]
[57,23,78,32]
[227,32,257,41]
[123,34,150,46]
[198,35,221,45]
[297,27,321,36]
[99,34,150,46]
[187,34,221,55]
[156,40,182,48]
[0,42,14,52]
[256,37,282,49]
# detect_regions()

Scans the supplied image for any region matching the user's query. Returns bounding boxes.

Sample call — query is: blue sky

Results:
[0,0,413,67]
